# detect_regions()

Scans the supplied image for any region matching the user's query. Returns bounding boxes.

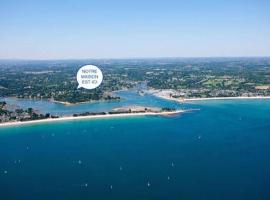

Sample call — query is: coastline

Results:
[0,96,121,106]
[181,96,270,101]
[49,98,121,106]
[0,110,184,127]
[151,91,270,102]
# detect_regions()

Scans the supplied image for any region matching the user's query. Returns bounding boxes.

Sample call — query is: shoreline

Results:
[182,96,270,101]
[0,110,185,127]
[0,96,121,106]
[47,98,121,106]
[152,92,270,102]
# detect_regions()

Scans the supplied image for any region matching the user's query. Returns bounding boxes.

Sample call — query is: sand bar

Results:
[152,90,270,102]
[0,110,184,127]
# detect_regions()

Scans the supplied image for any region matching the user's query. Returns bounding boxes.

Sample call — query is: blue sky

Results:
[0,0,269,59]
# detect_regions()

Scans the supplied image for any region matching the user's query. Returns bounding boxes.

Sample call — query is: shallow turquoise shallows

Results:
[1,99,270,200]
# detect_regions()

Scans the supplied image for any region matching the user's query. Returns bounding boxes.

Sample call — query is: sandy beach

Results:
[180,96,270,101]
[0,110,184,127]
[151,90,270,102]
[161,95,270,102]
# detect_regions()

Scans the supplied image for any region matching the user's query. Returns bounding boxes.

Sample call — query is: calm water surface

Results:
[0,99,270,199]
[0,90,183,115]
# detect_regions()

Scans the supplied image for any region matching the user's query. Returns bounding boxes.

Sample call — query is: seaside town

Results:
[1,58,270,124]
[1,58,270,103]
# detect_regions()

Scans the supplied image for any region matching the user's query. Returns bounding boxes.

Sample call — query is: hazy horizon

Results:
[1,56,270,61]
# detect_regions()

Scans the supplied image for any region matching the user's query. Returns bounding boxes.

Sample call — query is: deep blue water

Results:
[1,100,270,200]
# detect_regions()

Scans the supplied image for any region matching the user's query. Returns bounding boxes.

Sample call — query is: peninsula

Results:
[0,109,184,127]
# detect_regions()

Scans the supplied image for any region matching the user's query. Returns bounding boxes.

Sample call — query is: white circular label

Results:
[76,65,103,89]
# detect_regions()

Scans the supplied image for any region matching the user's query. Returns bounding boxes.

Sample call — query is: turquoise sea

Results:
[1,95,270,199]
